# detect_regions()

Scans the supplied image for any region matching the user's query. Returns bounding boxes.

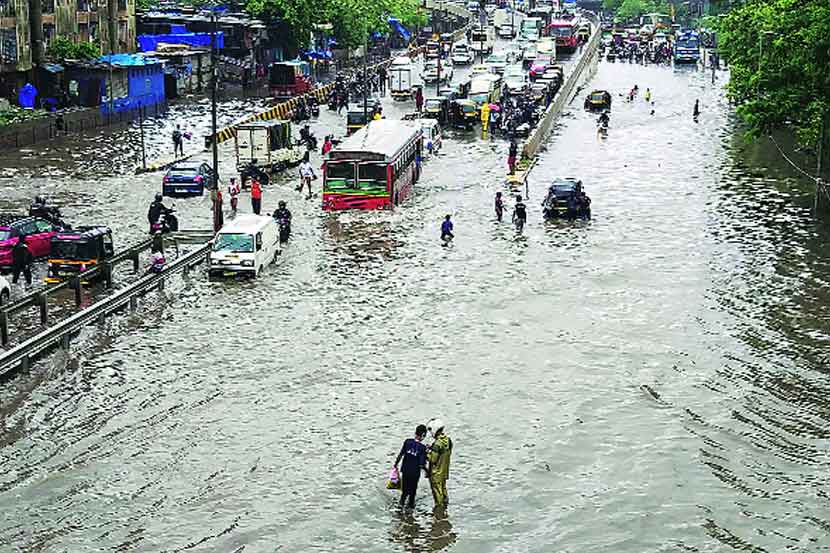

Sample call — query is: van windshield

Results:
[213,233,254,253]
[52,241,97,260]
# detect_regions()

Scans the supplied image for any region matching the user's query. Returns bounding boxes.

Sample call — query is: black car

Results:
[162,161,215,197]
[542,178,591,220]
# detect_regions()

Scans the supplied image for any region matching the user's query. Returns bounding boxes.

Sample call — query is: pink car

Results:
[0,216,60,267]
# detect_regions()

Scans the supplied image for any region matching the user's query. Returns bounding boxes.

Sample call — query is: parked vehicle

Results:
[234,120,304,181]
[0,215,60,268]
[209,215,279,278]
[389,57,415,100]
[44,226,114,283]
[323,120,422,210]
[268,61,312,99]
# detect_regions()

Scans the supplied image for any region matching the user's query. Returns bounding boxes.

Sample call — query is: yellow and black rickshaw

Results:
[45,226,114,283]
[584,90,612,111]
[450,99,478,130]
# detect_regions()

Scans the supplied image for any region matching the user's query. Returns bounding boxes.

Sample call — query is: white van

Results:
[420,119,442,155]
[209,215,279,277]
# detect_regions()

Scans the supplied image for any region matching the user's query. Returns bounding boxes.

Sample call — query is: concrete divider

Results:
[507,13,601,187]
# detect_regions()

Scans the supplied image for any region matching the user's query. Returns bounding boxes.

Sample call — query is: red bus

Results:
[323,120,422,210]
[546,19,580,52]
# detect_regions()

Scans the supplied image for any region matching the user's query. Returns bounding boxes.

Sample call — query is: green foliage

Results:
[603,0,672,22]
[247,0,425,50]
[46,37,100,61]
[718,0,830,146]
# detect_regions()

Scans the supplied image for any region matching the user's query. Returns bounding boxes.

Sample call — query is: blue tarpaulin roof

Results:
[99,53,163,66]
[387,17,411,41]
[137,31,224,52]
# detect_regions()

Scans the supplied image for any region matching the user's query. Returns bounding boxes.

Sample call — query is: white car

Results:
[484,52,509,75]
[0,275,10,305]
[451,44,474,65]
[503,66,527,92]
[422,61,453,84]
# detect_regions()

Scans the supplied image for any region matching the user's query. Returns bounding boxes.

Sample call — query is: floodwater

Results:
[2,48,830,553]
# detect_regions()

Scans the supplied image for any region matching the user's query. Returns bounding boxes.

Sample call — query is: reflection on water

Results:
[1,57,830,553]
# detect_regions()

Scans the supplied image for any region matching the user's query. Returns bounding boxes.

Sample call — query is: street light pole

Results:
[210,9,221,233]
[363,36,368,123]
[436,37,441,96]
[139,100,146,170]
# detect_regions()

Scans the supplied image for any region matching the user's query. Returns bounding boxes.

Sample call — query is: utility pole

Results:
[139,99,146,170]
[436,36,441,96]
[816,110,827,213]
[363,36,368,124]
[210,9,221,233]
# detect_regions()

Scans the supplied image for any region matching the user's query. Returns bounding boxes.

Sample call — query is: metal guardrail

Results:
[0,242,211,377]
[0,230,213,346]
[521,12,602,162]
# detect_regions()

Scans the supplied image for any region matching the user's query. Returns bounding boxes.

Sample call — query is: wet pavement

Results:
[2,36,830,553]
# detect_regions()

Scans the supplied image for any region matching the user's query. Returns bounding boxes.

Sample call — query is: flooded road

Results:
[2,52,830,553]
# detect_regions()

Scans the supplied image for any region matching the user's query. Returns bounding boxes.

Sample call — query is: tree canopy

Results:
[602,0,673,21]
[246,0,426,50]
[718,0,830,146]
[45,37,100,61]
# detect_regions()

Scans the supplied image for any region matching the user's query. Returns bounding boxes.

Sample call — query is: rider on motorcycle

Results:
[29,195,64,226]
[272,200,292,243]
[147,193,173,232]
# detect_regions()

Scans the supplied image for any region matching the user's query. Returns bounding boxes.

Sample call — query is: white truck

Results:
[389,57,414,100]
[470,27,495,58]
[494,9,514,38]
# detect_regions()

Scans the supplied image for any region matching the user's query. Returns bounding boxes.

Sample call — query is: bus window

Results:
[357,163,388,193]
[325,162,356,190]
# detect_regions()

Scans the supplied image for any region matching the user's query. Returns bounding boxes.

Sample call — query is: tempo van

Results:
[209,215,279,277]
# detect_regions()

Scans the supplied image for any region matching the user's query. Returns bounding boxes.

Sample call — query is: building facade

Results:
[0,0,136,99]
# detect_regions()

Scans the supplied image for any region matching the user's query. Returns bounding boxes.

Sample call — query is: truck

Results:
[674,30,701,64]
[470,27,495,57]
[494,9,514,38]
[389,57,415,100]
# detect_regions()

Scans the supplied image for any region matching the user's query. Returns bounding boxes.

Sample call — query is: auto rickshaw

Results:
[45,226,114,283]
[346,102,382,135]
[584,90,612,111]
[450,99,478,130]
[542,178,591,220]
[424,97,450,123]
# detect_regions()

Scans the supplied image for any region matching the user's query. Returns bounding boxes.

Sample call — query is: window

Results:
[35,219,53,232]
[255,233,262,251]
[213,233,253,253]
[19,221,37,235]
[324,162,356,191]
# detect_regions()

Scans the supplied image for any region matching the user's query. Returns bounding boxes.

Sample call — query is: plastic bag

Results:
[386,467,401,490]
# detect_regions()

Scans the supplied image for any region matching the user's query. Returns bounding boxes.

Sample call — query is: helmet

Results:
[278,201,286,208]
[426,418,445,437]
[155,193,163,202]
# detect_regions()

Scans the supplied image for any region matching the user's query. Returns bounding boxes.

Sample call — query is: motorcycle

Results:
[278,218,291,243]
[308,97,320,118]
[150,207,178,234]
[299,126,318,151]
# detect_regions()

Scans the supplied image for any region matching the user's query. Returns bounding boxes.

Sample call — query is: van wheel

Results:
[0,289,8,306]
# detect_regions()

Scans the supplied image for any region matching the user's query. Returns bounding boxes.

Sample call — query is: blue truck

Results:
[674,30,701,63]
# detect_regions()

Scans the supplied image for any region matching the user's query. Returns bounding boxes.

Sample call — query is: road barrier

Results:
[0,240,211,378]
[0,230,212,348]
[510,12,601,184]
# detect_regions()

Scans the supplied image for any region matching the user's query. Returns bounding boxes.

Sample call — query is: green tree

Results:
[45,37,100,61]
[718,0,830,146]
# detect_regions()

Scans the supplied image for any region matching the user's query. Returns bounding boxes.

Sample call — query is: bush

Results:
[46,37,100,61]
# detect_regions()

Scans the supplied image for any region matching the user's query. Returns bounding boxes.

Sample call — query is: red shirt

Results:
[251,181,262,199]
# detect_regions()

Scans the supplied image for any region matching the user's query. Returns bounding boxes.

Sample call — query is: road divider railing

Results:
[508,12,601,186]
[0,241,211,378]
[0,230,212,348]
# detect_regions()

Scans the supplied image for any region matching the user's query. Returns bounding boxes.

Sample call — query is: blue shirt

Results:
[441,220,453,235]
[399,438,427,475]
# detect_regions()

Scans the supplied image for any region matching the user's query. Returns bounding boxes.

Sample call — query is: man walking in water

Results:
[693,99,700,122]
[507,139,518,175]
[426,418,452,509]
[512,194,527,232]
[441,215,454,245]
[172,124,184,158]
[494,191,504,221]
[393,424,428,510]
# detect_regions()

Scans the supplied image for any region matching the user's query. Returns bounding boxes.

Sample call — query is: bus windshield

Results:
[549,26,574,38]
[213,233,254,253]
[325,162,356,191]
[357,164,389,193]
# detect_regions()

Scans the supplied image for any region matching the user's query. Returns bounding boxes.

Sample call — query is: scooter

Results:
[150,207,178,234]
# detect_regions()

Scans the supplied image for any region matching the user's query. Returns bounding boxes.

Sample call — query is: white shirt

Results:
[299,161,315,178]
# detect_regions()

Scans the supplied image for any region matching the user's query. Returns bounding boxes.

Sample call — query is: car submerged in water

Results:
[163,161,215,197]
[542,178,591,220]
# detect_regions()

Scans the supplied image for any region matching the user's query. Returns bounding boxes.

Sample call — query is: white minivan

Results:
[209,215,279,278]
